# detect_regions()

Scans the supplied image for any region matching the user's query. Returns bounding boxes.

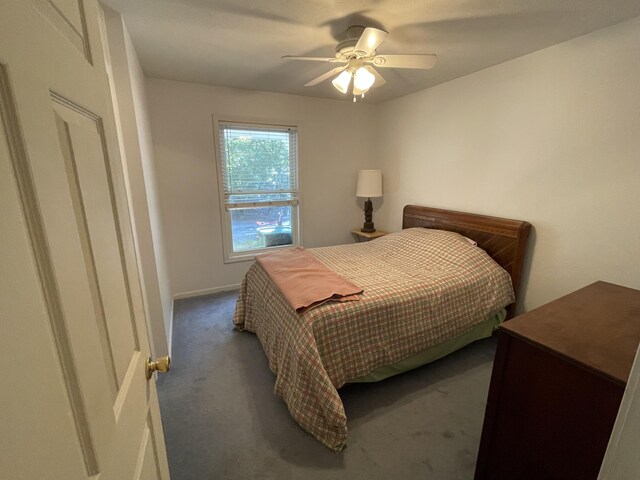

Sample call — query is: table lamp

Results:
[356,170,382,233]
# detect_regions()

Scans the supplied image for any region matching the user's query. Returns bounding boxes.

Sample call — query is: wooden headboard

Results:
[402,205,532,318]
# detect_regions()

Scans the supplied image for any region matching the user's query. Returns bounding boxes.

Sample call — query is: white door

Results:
[0,1,170,479]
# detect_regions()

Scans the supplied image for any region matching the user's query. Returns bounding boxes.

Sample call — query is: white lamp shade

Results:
[353,67,375,95]
[332,70,352,94]
[356,170,383,198]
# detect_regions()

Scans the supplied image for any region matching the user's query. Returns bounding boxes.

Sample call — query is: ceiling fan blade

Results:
[371,54,437,69]
[366,66,386,88]
[354,27,388,57]
[282,55,345,63]
[304,66,346,87]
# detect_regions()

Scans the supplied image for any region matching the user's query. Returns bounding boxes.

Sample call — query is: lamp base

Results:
[361,222,376,233]
[361,198,375,232]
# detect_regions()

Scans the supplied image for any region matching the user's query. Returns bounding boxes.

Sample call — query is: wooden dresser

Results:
[475,281,640,480]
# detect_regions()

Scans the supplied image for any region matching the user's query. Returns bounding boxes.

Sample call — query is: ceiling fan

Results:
[283,26,437,101]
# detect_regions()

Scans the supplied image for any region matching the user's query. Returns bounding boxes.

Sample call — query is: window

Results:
[216,121,299,261]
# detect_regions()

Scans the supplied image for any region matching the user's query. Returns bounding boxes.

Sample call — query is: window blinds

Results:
[218,122,298,210]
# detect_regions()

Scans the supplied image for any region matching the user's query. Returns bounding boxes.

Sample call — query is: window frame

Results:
[213,118,301,263]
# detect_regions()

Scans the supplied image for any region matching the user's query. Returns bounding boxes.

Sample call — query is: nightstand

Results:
[351,229,387,242]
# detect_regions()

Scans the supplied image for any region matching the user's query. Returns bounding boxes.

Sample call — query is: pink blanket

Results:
[255,247,363,313]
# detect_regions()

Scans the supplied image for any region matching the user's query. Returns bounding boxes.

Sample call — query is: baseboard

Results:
[173,283,241,300]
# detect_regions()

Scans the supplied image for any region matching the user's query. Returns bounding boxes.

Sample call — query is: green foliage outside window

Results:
[224,130,292,195]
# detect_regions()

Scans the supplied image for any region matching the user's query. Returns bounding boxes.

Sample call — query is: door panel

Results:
[52,95,139,386]
[0,1,170,478]
[34,0,92,62]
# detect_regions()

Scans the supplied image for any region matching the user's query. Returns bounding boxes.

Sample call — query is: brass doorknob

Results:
[146,356,171,380]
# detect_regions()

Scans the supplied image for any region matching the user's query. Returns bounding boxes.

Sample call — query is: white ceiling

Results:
[101,0,640,104]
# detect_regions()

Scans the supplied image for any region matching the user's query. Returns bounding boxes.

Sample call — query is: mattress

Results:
[349,309,505,383]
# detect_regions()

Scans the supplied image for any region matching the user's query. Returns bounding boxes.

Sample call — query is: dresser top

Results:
[501,281,640,385]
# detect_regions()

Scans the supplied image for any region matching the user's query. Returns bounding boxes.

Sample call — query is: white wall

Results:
[142,16,640,309]
[145,79,378,297]
[375,16,640,311]
[102,8,173,356]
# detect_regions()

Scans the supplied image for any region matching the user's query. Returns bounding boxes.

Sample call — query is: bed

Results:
[233,205,531,452]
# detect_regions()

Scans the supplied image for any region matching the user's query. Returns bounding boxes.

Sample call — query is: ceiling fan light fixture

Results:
[353,66,375,95]
[332,70,352,94]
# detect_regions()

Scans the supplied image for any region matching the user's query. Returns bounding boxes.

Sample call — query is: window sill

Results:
[223,243,300,264]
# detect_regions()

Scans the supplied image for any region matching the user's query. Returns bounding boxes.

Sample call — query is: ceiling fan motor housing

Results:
[335,39,359,59]
[336,25,372,59]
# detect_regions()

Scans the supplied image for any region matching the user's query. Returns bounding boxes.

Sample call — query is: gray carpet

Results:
[157,290,497,480]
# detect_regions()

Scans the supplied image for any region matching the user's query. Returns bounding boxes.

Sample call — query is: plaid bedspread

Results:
[233,228,515,452]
